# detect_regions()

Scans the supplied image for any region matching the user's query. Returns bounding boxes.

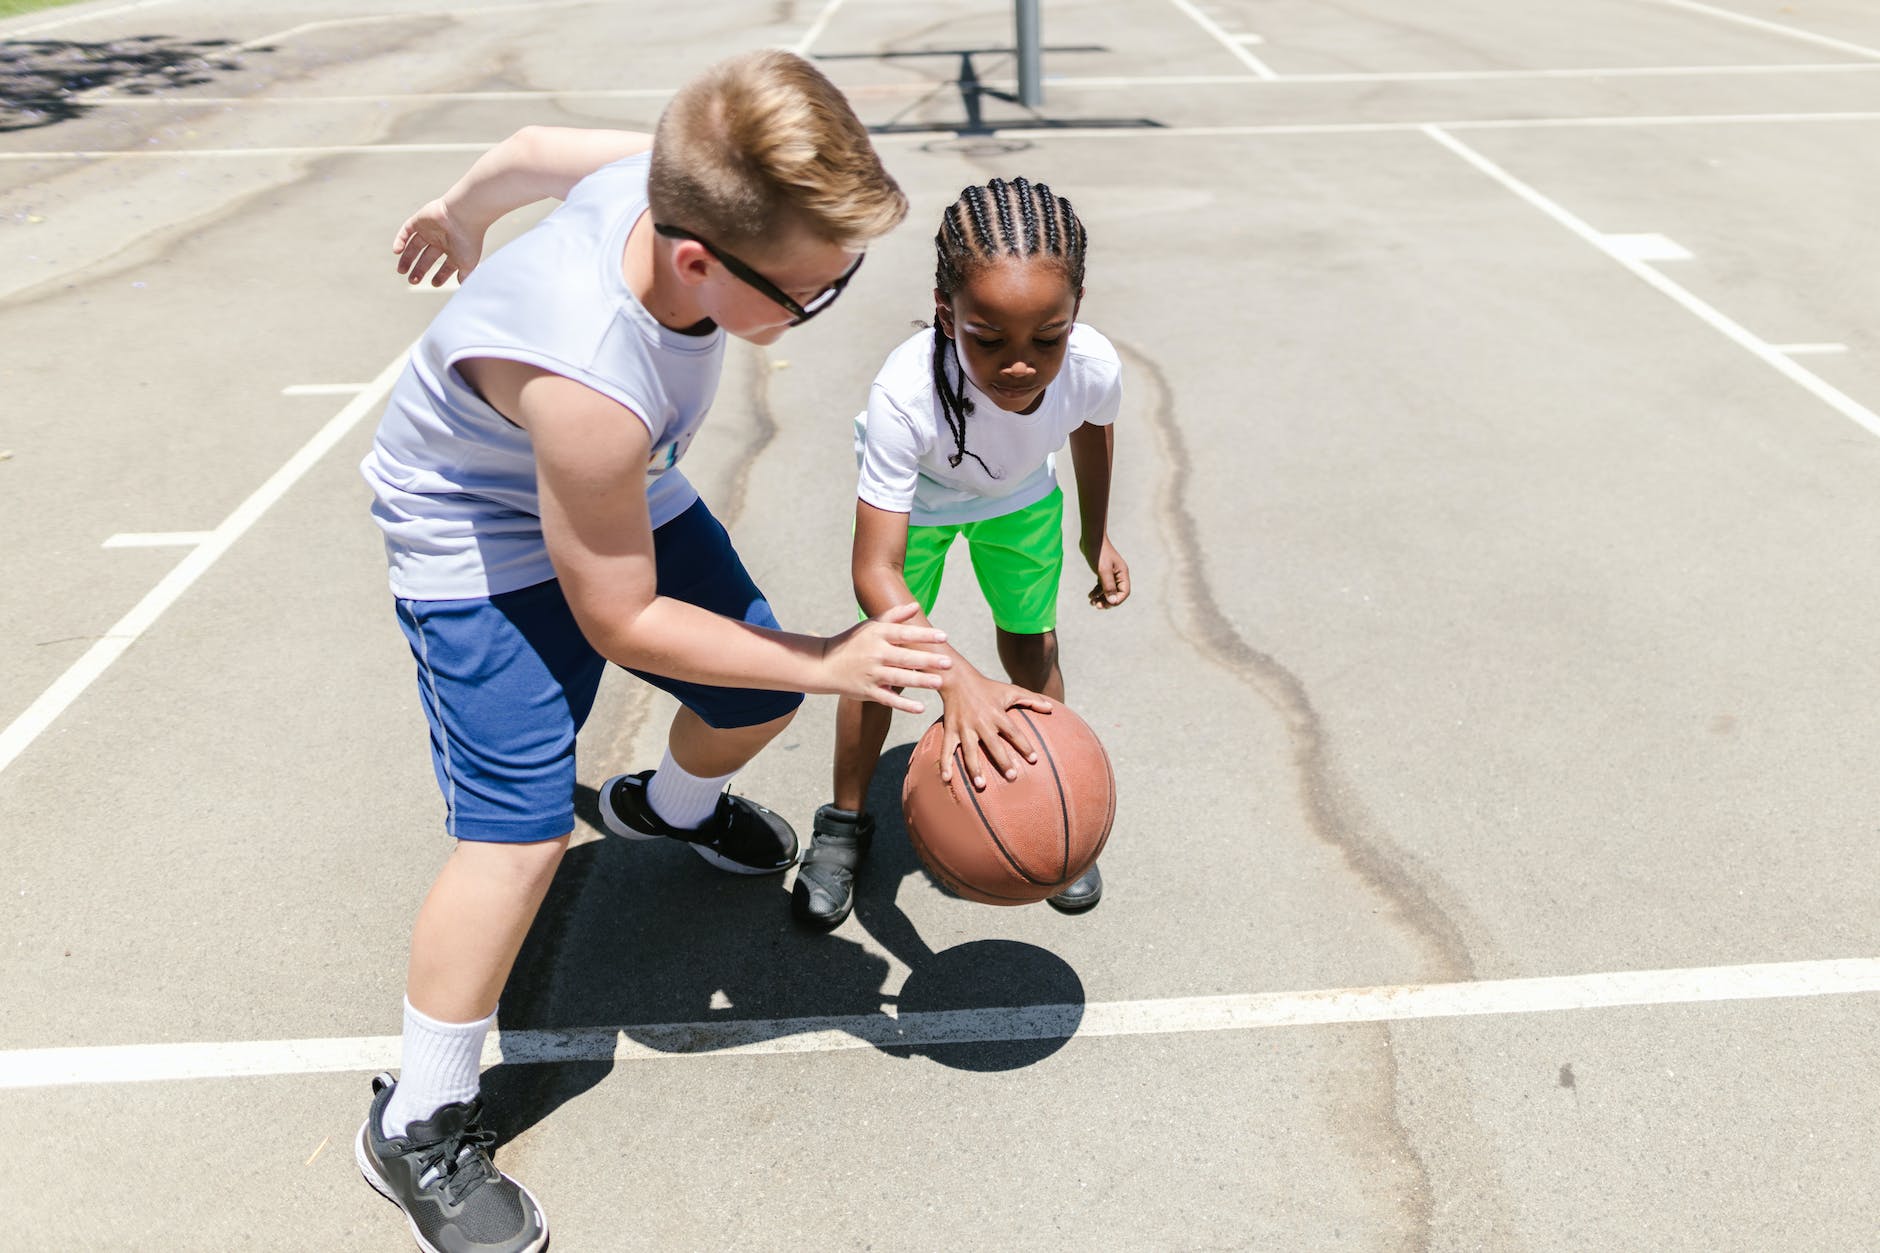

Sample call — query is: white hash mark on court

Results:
[281,384,369,397]
[1423,125,1880,444]
[3,958,1878,1090]
[101,533,213,549]
[0,348,414,777]
[1601,232,1694,262]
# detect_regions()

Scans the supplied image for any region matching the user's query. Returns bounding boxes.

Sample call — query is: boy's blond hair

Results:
[649,50,907,251]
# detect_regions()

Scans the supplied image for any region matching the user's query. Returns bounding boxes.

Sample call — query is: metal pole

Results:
[1015,0,1043,108]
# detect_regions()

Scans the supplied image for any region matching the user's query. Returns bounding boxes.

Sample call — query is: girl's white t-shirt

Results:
[855,323,1121,527]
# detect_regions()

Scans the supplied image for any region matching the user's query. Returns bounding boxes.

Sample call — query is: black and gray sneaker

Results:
[791,805,875,930]
[599,769,798,874]
[356,1073,548,1253]
[1047,862,1103,914]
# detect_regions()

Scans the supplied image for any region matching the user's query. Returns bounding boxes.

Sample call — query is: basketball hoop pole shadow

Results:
[812,43,1161,139]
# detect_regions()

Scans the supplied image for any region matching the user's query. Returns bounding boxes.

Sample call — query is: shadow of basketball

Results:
[853,743,1087,1072]
[479,741,1086,1145]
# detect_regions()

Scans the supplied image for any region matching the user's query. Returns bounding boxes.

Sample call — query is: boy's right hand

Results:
[393,198,485,287]
[824,602,951,715]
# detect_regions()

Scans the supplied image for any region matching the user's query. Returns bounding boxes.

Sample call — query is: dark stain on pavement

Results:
[1115,339,1474,982]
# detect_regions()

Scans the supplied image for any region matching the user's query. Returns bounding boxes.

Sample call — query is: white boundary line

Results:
[7,111,1880,164]
[5,957,1877,1090]
[1167,0,1279,80]
[101,532,212,549]
[786,0,847,57]
[281,383,369,397]
[1423,125,1880,442]
[0,348,411,778]
[4,0,179,36]
[231,0,595,54]
[64,63,1880,107]
[1650,0,1880,61]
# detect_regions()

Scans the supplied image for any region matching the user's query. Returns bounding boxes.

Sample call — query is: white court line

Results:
[101,532,212,549]
[1774,343,1848,356]
[1424,125,1880,442]
[0,142,490,162]
[4,0,179,36]
[1168,0,1279,80]
[1602,231,1693,261]
[233,0,594,54]
[281,384,369,397]
[0,349,411,778]
[1650,0,1880,61]
[66,63,1880,107]
[5,957,1877,1090]
[9,111,1880,165]
[786,0,847,57]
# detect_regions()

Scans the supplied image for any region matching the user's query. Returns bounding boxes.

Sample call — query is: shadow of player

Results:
[482,743,1086,1148]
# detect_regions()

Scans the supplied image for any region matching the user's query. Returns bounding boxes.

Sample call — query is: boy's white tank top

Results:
[361,152,722,600]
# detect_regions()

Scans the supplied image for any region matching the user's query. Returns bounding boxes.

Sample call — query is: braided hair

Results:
[930,176,1089,472]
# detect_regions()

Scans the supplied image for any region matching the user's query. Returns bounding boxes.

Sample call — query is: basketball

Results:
[901,703,1116,905]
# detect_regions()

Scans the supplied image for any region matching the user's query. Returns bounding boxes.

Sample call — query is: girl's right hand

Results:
[938,671,1053,790]
[822,603,951,714]
[393,198,486,287]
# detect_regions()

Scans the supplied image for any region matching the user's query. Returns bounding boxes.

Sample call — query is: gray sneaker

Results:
[356,1073,548,1253]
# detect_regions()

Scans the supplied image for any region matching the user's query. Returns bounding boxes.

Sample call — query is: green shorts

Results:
[899,487,1064,636]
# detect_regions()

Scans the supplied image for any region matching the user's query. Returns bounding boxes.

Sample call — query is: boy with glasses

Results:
[355,51,947,1253]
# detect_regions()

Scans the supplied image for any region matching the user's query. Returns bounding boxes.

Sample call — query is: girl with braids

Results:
[794,176,1130,929]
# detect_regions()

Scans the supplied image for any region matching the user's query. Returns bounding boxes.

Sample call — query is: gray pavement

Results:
[3,0,1879,1248]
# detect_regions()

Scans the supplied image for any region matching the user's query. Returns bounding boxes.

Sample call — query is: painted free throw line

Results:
[0,347,411,777]
[1423,125,1880,443]
[5,958,1877,1090]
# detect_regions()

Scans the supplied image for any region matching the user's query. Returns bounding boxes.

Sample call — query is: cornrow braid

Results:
[929,177,1090,472]
[988,175,1017,251]
[1013,175,1039,254]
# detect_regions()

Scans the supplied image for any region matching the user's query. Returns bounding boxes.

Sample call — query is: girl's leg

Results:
[993,627,1101,913]
[794,696,890,929]
[996,627,1065,701]
[833,694,895,813]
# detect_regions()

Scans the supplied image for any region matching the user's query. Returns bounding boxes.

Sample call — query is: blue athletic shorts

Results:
[394,499,803,843]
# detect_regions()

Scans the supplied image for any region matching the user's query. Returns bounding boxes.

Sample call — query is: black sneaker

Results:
[791,805,875,930]
[356,1073,548,1253]
[598,769,798,874]
[1047,862,1103,914]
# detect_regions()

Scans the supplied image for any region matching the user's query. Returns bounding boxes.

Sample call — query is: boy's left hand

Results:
[394,198,485,287]
[1082,535,1129,609]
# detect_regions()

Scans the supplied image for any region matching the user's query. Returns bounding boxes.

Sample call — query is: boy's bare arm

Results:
[394,127,654,286]
[461,358,949,710]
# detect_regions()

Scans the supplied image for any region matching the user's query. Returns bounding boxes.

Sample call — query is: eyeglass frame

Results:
[653,223,862,325]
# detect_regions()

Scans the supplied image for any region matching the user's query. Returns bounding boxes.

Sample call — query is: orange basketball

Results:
[902,703,1115,905]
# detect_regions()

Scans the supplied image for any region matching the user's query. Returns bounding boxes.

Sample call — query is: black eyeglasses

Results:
[654,223,862,325]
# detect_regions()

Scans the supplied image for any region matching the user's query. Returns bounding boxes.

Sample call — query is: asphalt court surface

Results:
[4,0,1880,1248]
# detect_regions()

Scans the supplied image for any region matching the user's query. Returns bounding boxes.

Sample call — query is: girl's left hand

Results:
[1083,535,1129,609]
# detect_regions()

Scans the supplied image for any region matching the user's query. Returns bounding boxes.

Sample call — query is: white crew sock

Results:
[381,998,496,1139]
[646,748,736,830]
